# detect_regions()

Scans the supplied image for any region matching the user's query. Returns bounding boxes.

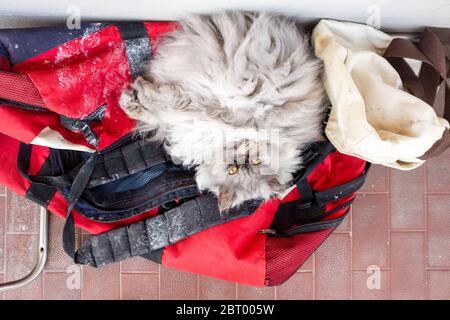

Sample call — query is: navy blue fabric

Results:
[91,163,168,193]
[0,38,8,59]
[70,185,199,222]
[0,23,110,65]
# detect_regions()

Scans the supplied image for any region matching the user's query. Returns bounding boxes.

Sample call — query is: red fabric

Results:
[0,104,96,150]
[9,22,175,151]
[0,71,46,107]
[0,105,55,144]
[0,56,10,71]
[0,133,31,196]
[265,228,333,286]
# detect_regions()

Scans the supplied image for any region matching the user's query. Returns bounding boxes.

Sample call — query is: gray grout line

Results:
[424,164,428,300]
[1,195,5,277]
[196,274,200,300]
[312,252,315,300]
[119,260,122,300]
[4,231,39,235]
[80,266,84,300]
[425,192,450,195]
[387,167,391,300]
[352,268,390,271]
[390,230,427,233]
[118,271,160,274]
[273,283,277,300]
[158,264,161,300]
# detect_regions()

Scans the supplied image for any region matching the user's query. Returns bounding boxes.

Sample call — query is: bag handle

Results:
[384,28,450,160]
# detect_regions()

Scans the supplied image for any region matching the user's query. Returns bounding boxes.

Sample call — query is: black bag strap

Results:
[271,156,370,233]
[268,208,350,237]
[63,152,98,260]
[75,194,262,267]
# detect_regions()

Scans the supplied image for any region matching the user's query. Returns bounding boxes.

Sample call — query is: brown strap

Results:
[384,27,450,160]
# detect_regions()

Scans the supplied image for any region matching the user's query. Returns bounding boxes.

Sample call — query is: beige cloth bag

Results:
[312,20,450,170]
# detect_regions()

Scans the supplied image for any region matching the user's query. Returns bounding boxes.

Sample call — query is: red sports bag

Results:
[0,22,369,286]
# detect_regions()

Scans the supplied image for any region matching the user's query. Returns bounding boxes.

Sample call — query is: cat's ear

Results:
[218,186,235,213]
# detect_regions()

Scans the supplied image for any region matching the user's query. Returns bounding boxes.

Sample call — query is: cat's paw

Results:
[119,88,145,119]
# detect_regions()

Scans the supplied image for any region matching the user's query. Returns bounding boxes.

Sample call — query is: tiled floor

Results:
[0,150,449,300]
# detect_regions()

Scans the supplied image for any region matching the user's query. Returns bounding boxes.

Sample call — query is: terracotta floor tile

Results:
[160,266,198,300]
[390,232,427,300]
[44,272,81,300]
[45,214,78,271]
[4,274,43,300]
[276,272,313,300]
[5,233,39,279]
[426,149,450,193]
[0,274,3,300]
[120,257,159,273]
[336,210,351,232]
[359,165,388,193]
[352,270,389,300]
[0,196,4,273]
[237,284,275,300]
[82,264,120,300]
[315,233,351,300]
[299,253,314,271]
[427,270,450,300]
[6,189,40,233]
[390,167,425,230]
[4,233,44,299]
[121,273,159,300]
[427,195,450,268]
[199,276,237,300]
[352,194,389,269]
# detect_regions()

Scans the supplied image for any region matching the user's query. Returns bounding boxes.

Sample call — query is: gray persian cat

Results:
[120,12,325,211]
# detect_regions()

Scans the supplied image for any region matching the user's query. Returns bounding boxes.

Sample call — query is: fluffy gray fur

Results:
[120,12,326,211]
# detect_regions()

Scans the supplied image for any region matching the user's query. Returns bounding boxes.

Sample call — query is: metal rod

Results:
[0,207,48,293]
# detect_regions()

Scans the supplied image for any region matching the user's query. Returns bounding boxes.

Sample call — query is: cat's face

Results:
[194,139,290,211]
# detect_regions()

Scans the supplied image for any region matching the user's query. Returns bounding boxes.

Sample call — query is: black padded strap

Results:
[17,143,57,208]
[75,194,262,267]
[270,208,349,237]
[16,139,168,189]
[85,139,168,188]
[272,162,370,231]
[314,163,370,207]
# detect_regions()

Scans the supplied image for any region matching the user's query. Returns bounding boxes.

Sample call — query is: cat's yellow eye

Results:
[251,158,262,166]
[228,165,239,175]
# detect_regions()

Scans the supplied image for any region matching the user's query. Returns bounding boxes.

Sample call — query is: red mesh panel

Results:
[0,56,10,71]
[265,228,333,286]
[0,71,46,107]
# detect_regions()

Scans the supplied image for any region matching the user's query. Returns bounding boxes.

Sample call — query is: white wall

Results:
[0,0,449,31]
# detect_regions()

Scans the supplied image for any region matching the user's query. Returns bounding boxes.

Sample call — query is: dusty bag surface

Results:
[312,19,449,170]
